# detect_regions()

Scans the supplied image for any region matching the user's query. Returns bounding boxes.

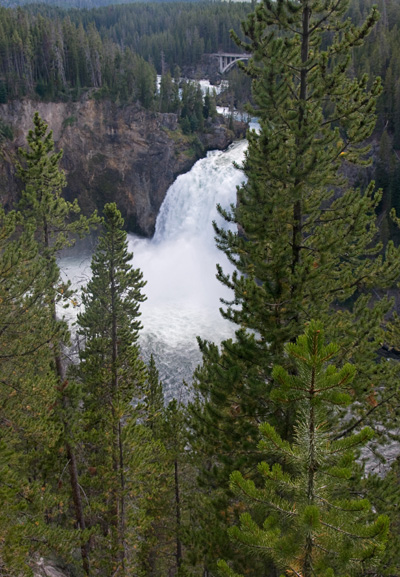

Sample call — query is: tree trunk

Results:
[54,305,90,575]
[174,458,182,572]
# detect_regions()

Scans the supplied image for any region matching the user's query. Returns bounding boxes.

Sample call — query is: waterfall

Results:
[129,139,247,399]
[61,139,248,399]
[153,141,246,244]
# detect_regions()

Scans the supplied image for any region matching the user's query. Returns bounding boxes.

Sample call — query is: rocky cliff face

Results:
[0,96,246,236]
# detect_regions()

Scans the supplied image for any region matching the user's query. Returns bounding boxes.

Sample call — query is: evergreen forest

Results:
[0,2,250,99]
[3,0,400,576]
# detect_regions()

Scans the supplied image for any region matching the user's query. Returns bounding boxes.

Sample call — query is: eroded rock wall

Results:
[0,97,246,236]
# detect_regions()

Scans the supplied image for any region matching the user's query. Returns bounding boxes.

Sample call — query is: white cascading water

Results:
[61,138,248,400]
[128,139,247,399]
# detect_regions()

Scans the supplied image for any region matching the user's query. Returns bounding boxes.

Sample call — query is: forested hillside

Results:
[2,0,400,576]
[0,2,250,102]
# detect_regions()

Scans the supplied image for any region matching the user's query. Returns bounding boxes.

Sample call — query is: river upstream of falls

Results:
[61,138,248,401]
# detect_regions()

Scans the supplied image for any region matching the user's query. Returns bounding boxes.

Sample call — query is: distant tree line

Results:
[0,2,249,104]
[0,0,202,8]
[64,2,250,71]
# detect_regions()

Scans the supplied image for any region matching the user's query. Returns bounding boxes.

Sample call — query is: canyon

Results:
[0,95,246,236]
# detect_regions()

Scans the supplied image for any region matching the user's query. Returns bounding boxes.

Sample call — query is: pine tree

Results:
[149,397,200,577]
[0,207,62,573]
[76,202,147,575]
[17,111,94,254]
[140,363,199,577]
[203,88,217,121]
[218,324,388,577]
[159,72,179,114]
[363,456,400,577]
[0,207,58,396]
[16,112,99,574]
[0,210,91,572]
[131,355,168,577]
[190,0,400,572]
[163,399,185,575]
[135,398,188,577]
[146,354,164,434]
[123,423,168,577]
